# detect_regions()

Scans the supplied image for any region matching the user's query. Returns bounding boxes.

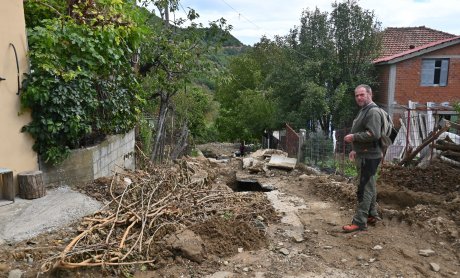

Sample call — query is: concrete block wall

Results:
[41,130,135,187]
[93,129,135,179]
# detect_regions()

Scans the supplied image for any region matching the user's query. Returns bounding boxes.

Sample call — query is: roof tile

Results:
[378,26,456,59]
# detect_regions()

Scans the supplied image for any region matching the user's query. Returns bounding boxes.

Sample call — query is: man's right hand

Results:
[349,150,356,161]
[344,134,354,143]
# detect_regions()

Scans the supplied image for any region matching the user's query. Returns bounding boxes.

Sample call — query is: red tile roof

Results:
[378,26,456,59]
[374,36,460,64]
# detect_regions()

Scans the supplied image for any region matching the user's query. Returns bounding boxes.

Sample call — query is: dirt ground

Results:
[0,142,459,277]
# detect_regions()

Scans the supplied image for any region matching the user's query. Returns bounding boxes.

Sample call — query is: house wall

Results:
[377,43,460,108]
[0,1,38,193]
[375,66,390,107]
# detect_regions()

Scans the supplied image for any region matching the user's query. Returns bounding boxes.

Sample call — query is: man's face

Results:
[354,87,372,107]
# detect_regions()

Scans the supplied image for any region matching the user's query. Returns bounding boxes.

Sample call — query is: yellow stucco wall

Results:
[0,1,38,190]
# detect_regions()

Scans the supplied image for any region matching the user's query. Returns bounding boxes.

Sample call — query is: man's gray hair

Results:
[355,84,372,94]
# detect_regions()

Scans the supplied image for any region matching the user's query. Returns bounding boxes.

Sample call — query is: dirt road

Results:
[0,143,459,277]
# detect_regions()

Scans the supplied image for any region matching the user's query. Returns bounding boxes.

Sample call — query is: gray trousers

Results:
[352,157,381,228]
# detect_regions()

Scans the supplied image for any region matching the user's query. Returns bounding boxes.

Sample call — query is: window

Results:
[420,58,449,86]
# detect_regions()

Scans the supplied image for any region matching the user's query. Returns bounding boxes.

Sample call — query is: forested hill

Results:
[199,27,244,47]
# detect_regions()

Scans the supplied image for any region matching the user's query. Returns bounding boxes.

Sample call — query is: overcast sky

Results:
[174,0,460,45]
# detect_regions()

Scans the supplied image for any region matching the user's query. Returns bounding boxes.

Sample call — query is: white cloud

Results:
[177,0,460,45]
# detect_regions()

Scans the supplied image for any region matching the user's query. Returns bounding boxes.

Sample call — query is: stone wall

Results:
[41,130,135,187]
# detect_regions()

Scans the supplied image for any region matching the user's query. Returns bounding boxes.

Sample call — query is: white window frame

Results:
[420,58,449,87]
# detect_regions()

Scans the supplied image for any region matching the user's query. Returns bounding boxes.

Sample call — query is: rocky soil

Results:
[0,142,459,278]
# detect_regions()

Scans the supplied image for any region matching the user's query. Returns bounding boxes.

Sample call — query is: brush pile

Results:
[41,157,275,273]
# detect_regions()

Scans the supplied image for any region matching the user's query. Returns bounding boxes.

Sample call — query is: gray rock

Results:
[430,262,440,272]
[279,248,290,255]
[164,229,205,263]
[419,249,436,257]
[291,234,304,243]
[8,269,22,278]
[372,245,383,250]
[299,174,310,180]
[204,271,235,278]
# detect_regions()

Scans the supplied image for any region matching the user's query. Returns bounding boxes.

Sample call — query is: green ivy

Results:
[22,0,147,165]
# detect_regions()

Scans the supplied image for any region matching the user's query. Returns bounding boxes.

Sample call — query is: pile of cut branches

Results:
[41,157,275,272]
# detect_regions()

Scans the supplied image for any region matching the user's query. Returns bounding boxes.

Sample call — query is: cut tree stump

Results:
[18,170,46,199]
[0,168,14,201]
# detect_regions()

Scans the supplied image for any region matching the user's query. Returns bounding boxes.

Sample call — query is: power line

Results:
[219,0,261,30]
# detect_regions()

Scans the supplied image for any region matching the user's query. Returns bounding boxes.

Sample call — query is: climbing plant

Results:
[22,0,147,164]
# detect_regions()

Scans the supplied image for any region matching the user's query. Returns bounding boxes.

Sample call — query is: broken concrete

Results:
[236,172,276,191]
[267,155,297,170]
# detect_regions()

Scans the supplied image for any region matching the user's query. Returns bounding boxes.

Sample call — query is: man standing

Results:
[343,84,382,232]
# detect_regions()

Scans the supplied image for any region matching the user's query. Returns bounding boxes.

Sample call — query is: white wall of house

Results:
[0,1,38,190]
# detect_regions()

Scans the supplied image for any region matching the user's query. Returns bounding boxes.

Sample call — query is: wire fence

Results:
[301,108,460,175]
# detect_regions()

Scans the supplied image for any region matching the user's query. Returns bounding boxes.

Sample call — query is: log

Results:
[440,150,460,158]
[432,143,460,152]
[18,170,46,199]
[440,155,460,167]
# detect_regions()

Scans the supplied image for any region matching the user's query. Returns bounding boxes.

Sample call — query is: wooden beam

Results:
[398,123,451,166]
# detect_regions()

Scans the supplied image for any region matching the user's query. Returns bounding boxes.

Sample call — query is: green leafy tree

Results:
[172,84,217,145]
[268,0,381,132]
[215,53,277,141]
[138,0,231,162]
[330,0,381,127]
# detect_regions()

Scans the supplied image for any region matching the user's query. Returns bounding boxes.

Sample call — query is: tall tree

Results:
[215,52,277,142]
[330,0,381,127]
[270,0,381,132]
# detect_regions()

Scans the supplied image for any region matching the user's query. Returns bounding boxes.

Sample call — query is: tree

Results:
[268,0,381,133]
[330,0,381,127]
[138,0,231,162]
[215,53,277,142]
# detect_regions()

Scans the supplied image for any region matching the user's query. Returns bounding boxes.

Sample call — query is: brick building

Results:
[373,27,460,121]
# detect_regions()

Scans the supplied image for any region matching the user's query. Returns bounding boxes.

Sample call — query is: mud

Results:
[0,144,459,278]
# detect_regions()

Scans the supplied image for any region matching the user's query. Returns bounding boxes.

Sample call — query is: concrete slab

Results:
[0,186,102,244]
[267,155,297,170]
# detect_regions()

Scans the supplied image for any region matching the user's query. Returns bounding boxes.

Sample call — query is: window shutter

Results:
[439,59,449,86]
[420,60,435,86]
